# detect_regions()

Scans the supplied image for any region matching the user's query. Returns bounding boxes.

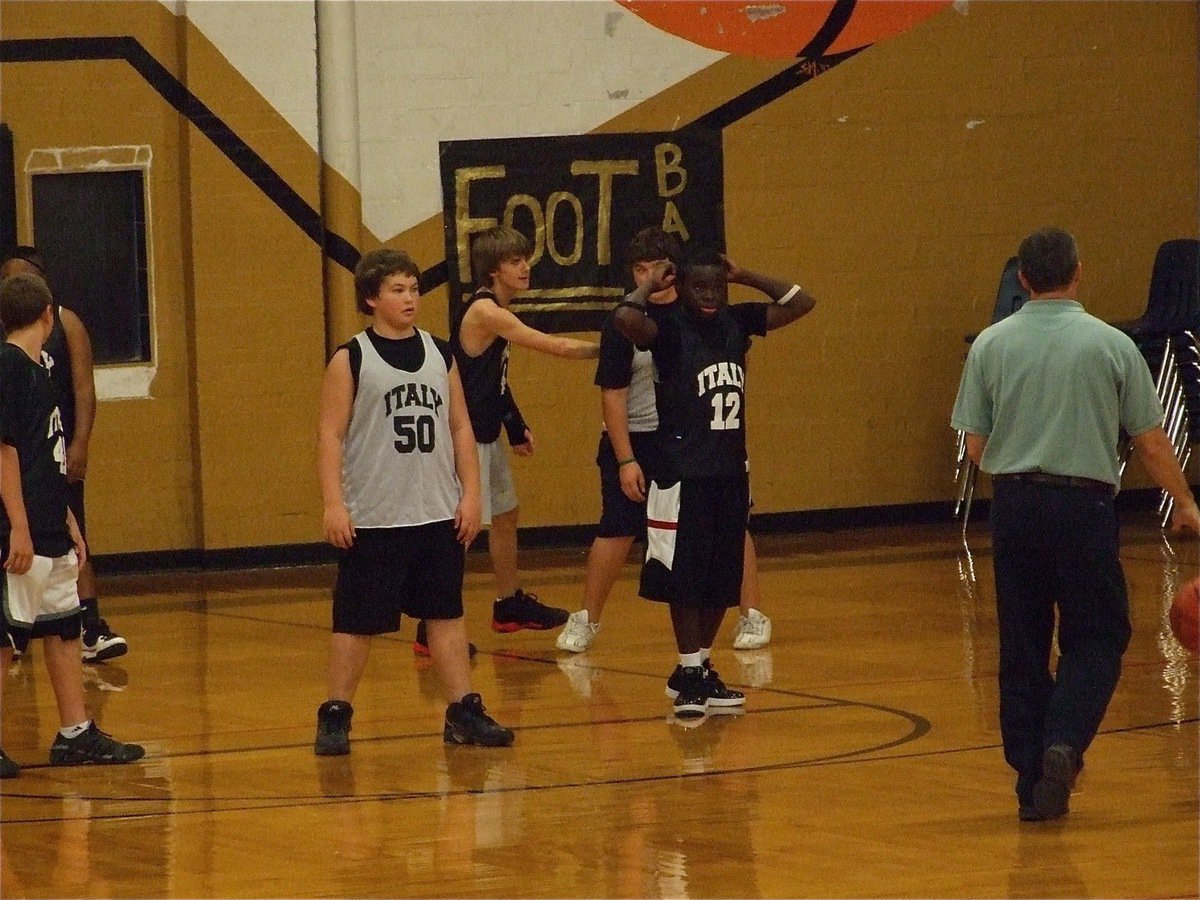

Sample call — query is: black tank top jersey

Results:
[343,328,453,389]
[650,303,769,481]
[0,343,71,555]
[0,305,75,442]
[41,306,75,442]
[451,290,511,443]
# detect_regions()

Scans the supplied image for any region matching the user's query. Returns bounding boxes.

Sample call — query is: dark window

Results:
[0,125,15,253]
[32,170,152,364]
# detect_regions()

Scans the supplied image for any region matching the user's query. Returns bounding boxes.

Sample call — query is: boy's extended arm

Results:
[724,259,816,331]
[0,444,33,574]
[470,298,598,359]
[448,361,482,546]
[612,280,662,347]
[61,307,96,483]
[317,350,355,549]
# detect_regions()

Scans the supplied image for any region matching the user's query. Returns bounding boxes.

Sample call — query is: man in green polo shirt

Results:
[952,226,1199,823]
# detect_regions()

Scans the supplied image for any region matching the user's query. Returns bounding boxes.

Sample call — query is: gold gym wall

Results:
[1,1,1196,557]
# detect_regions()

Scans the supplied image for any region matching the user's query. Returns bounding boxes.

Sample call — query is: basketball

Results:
[1169,577,1200,653]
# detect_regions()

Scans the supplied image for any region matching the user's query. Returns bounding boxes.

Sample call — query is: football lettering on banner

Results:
[440,130,724,334]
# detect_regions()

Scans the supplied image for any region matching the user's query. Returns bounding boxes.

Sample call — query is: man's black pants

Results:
[990,479,1131,803]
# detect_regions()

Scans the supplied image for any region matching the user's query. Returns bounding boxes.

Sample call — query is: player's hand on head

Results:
[718,254,743,283]
[619,460,646,502]
[323,505,355,549]
[654,261,676,292]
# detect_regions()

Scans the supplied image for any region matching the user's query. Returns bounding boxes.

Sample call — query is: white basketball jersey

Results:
[342,329,460,527]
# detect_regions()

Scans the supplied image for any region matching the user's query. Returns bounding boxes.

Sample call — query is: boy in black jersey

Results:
[0,273,144,778]
[315,249,512,752]
[450,226,598,637]
[613,249,815,718]
[0,247,126,664]
[557,227,776,656]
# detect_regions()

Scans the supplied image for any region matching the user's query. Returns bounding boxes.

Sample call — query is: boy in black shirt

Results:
[448,226,598,639]
[614,249,815,718]
[0,273,143,778]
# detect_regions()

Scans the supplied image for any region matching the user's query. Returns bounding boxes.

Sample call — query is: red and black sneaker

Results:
[490,589,569,633]
[413,619,477,659]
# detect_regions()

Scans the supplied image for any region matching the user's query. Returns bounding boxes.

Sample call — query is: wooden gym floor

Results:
[1,515,1196,899]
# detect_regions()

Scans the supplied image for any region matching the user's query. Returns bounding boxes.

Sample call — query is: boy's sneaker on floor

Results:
[82,619,128,663]
[0,748,20,779]
[10,629,30,661]
[670,666,708,718]
[555,610,600,652]
[491,589,569,633]
[703,664,745,708]
[49,722,144,766]
[732,608,771,650]
[413,620,477,659]
[443,693,514,746]
[314,700,353,756]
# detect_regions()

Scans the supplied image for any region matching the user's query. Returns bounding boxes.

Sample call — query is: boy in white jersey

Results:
[315,249,512,752]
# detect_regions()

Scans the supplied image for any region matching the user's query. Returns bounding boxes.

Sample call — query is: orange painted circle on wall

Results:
[619,1,952,59]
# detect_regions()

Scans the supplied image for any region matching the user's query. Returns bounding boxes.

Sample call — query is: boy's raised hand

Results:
[719,254,744,284]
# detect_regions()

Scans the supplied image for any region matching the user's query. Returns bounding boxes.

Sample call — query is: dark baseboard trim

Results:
[90,488,1175,577]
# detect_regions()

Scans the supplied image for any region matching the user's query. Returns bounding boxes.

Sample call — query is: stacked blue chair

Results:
[954,256,1029,535]
[1112,239,1200,524]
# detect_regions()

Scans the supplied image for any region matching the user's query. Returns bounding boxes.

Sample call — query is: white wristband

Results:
[776,284,801,305]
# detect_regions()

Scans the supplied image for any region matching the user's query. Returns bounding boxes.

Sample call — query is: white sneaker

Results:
[732,608,771,650]
[555,610,600,653]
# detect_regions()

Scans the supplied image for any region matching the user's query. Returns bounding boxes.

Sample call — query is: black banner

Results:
[440,129,724,333]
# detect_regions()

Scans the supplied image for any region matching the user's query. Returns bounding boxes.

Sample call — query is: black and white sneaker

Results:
[670,666,708,719]
[82,618,128,663]
[703,664,745,708]
[49,723,144,766]
[314,700,353,756]
[444,693,514,747]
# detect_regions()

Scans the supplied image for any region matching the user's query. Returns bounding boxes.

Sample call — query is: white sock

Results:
[700,647,712,665]
[59,720,90,739]
[679,651,703,668]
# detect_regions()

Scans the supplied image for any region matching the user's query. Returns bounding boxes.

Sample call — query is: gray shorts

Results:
[477,440,519,525]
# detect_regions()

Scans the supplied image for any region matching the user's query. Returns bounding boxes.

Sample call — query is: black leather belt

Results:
[992,472,1115,494]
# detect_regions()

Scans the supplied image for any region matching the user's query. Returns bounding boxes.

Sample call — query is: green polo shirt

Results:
[951,299,1163,485]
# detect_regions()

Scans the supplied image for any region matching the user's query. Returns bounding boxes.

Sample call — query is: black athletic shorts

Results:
[595,430,662,539]
[332,521,464,634]
[639,474,750,608]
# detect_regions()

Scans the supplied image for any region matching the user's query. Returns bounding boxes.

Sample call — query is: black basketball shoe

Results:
[491,589,569,632]
[314,700,353,756]
[444,693,514,747]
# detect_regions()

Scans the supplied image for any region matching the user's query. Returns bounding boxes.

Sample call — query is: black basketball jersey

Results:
[42,306,75,442]
[452,289,517,444]
[0,305,75,441]
[0,343,71,555]
[650,303,769,481]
